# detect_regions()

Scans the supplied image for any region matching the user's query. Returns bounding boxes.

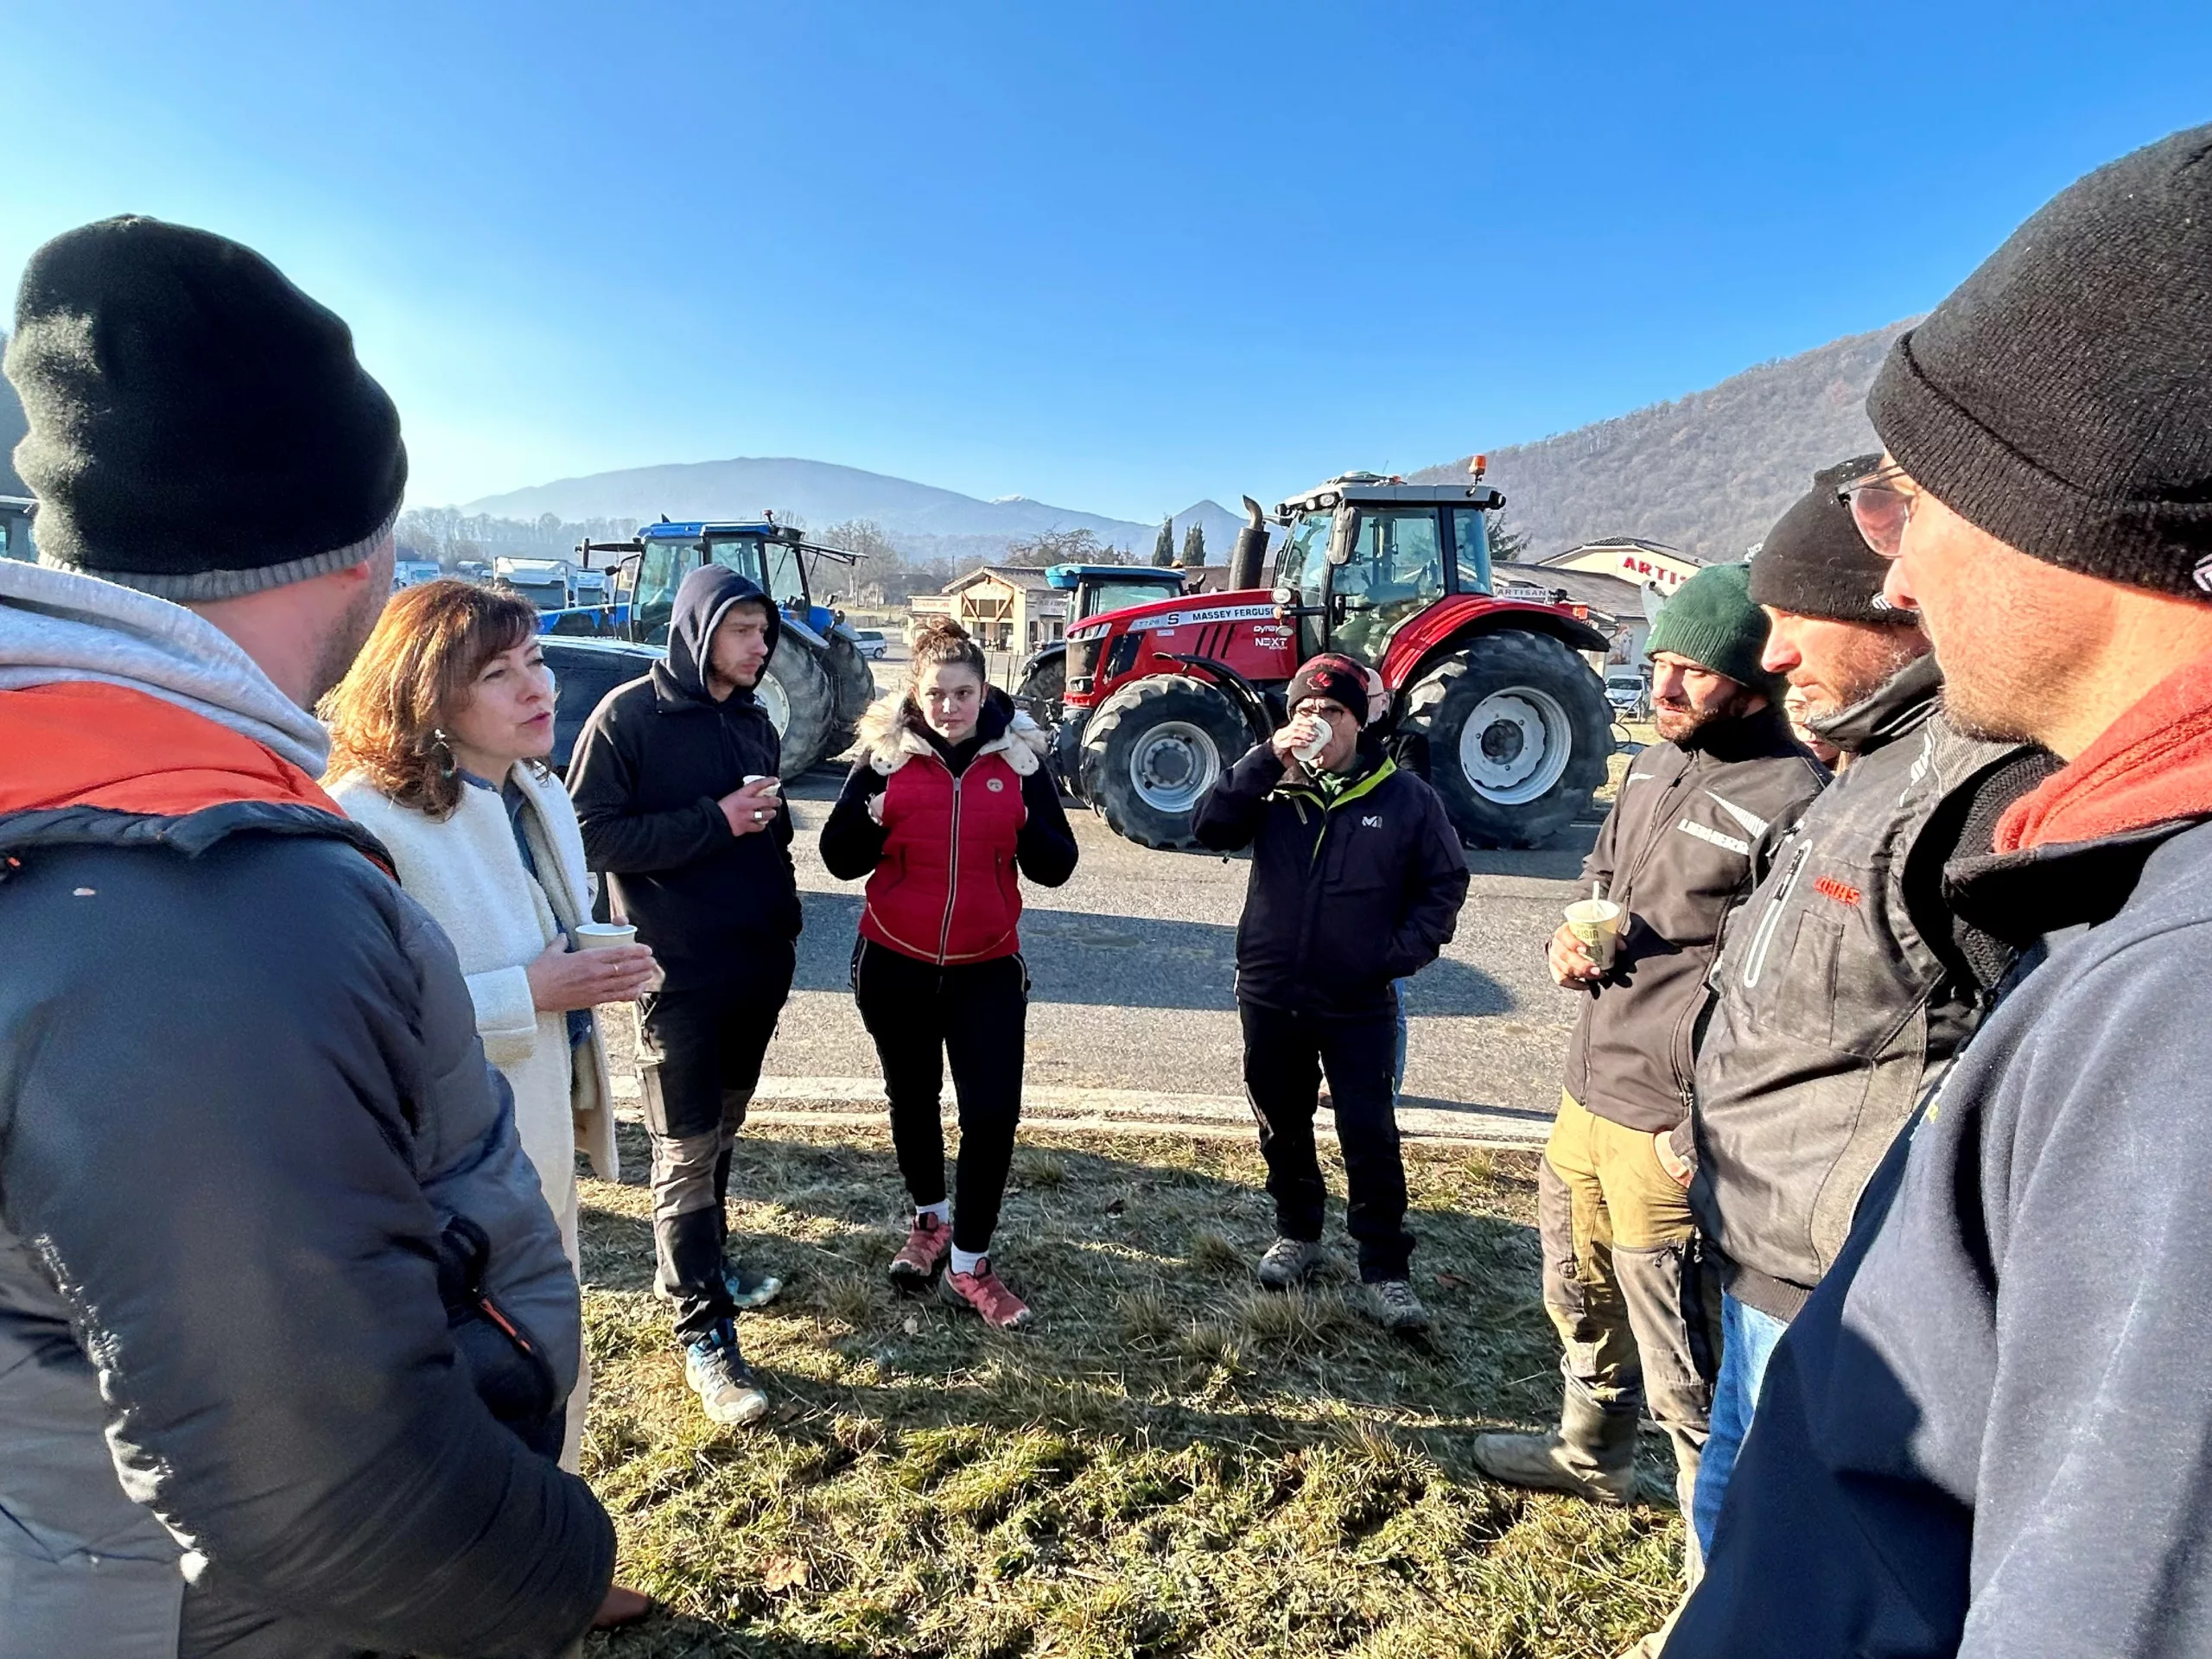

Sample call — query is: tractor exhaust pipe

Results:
[1230,495,1269,591]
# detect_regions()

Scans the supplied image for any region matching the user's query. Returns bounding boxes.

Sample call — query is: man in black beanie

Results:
[1670,459,2049,1569]
[1195,652,1470,1332]
[0,218,614,1656]
[1672,124,2212,1656]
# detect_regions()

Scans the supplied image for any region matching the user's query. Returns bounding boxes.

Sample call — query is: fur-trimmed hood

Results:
[857,685,1048,778]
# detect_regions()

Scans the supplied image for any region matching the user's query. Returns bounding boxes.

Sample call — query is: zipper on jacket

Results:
[936,763,963,965]
[1740,845,1811,989]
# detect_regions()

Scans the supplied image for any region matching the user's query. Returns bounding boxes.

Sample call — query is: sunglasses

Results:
[1835,463,1916,558]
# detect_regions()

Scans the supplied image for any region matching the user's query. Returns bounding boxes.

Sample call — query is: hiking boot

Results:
[653,1262,783,1309]
[1470,1390,1642,1504]
[888,1211,952,1289]
[1365,1279,1432,1332]
[940,1259,1033,1329]
[683,1321,770,1427]
[1255,1236,1324,1289]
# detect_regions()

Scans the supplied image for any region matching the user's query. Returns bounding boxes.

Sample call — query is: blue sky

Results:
[4,2,2207,521]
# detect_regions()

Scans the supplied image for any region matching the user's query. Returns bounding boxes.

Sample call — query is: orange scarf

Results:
[1997,653,2212,853]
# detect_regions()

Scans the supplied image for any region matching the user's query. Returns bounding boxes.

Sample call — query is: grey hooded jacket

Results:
[1687,656,2048,1320]
[0,560,613,1657]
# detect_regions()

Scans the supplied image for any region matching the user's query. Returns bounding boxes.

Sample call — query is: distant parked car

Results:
[853,628,888,660]
[1605,669,1649,720]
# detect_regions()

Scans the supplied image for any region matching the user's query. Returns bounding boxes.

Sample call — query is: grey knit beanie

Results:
[5,216,407,601]
[1867,123,2212,600]
[1645,562,1779,694]
[1749,454,1916,625]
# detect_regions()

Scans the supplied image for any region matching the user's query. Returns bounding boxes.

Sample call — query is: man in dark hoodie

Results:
[1193,652,1470,1334]
[1471,562,1826,1595]
[1670,122,2212,1656]
[568,563,800,1428]
[0,219,612,1657]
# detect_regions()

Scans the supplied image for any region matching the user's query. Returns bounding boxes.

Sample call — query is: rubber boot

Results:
[1470,1387,1643,1504]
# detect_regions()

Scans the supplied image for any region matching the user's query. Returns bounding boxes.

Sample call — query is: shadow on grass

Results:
[577,1124,1683,1659]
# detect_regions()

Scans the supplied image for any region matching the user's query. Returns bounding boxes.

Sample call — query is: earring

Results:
[429,729,457,782]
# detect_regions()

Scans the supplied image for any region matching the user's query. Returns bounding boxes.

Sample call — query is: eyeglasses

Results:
[1836,463,1916,558]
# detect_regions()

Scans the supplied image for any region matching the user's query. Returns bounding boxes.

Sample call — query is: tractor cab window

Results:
[1079,577,1180,622]
[764,539,808,613]
[1279,511,1336,660]
[632,542,691,646]
[704,536,767,588]
[1451,508,1495,595]
[1330,508,1445,665]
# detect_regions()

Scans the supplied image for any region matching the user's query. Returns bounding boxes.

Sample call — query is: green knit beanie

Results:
[1644,563,1778,695]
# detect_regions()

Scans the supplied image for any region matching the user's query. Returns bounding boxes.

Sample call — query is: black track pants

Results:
[1240,997,1414,1282]
[853,938,1027,1254]
[636,961,791,1344]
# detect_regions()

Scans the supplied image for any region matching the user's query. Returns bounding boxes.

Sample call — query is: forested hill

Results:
[1411,319,1916,562]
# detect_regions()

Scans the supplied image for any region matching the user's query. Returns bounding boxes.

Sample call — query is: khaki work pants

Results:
[1541,1091,1722,1571]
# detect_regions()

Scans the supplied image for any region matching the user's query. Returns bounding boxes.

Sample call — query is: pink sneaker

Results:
[940,1259,1033,1329]
[888,1211,951,1288]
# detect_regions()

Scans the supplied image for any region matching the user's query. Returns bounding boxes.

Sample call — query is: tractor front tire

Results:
[1079,676,1251,850]
[823,632,877,760]
[758,635,835,778]
[1401,632,1611,849]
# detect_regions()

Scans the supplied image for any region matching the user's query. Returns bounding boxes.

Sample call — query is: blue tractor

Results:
[540,518,874,777]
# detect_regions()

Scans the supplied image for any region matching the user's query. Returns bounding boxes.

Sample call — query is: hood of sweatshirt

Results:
[0,556,331,776]
[652,564,781,707]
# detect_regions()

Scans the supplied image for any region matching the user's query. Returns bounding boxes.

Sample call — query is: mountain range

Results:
[0,321,1915,566]
[463,456,1248,567]
[1411,320,1915,562]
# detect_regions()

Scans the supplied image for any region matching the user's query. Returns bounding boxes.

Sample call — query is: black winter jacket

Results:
[0,799,614,1658]
[568,567,802,991]
[1194,739,1470,1016]
[1566,707,1826,1133]
[1688,657,2050,1319]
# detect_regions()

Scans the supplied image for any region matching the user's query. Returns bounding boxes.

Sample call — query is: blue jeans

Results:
[1692,1293,1789,1560]
[1391,980,1409,1103]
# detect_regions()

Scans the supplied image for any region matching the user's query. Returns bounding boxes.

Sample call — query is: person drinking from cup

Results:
[1471,562,1824,1598]
[1193,653,1470,1332]
[568,565,798,1428]
[324,577,653,1630]
[819,618,1078,1328]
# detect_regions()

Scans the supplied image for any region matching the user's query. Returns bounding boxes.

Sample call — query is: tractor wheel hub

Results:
[1458,687,1573,805]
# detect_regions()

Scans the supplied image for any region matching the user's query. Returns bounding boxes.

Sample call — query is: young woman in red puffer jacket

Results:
[819,619,1078,1326]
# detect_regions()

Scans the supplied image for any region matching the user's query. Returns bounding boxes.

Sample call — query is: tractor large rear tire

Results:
[821,632,876,762]
[1079,676,1251,850]
[757,635,835,779]
[1014,655,1066,727]
[1400,632,1611,849]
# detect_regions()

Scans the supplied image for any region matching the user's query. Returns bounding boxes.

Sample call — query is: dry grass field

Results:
[575,1123,1682,1658]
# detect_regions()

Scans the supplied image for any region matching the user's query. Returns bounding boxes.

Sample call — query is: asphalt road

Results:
[732,754,1599,1138]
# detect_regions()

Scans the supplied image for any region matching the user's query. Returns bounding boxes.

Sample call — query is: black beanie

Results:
[1866,123,2212,600]
[1748,454,1917,626]
[5,216,408,601]
[1286,653,1371,725]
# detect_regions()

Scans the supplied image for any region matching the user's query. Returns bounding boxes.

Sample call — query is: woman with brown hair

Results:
[322,579,654,1629]
[819,618,1078,1328]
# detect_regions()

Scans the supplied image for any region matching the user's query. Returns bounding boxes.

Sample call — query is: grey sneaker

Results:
[1255,1236,1324,1289]
[1365,1279,1431,1332]
[683,1321,769,1427]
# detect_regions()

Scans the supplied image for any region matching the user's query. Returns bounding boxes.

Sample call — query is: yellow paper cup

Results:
[1563,899,1624,972]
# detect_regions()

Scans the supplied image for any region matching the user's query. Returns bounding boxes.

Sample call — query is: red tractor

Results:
[1055,472,1614,849]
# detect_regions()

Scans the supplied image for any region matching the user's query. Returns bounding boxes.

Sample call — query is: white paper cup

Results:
[1563,899,1624,972]
[573,922,637,951]
[743,772,783,797]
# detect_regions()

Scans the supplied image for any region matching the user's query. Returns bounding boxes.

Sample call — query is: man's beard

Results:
[307,574,389,708]
[1654,687,1761,746]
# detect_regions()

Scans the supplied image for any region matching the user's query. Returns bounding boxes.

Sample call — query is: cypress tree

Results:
[1179,522,1205,566]
[1152,516,1175,567]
